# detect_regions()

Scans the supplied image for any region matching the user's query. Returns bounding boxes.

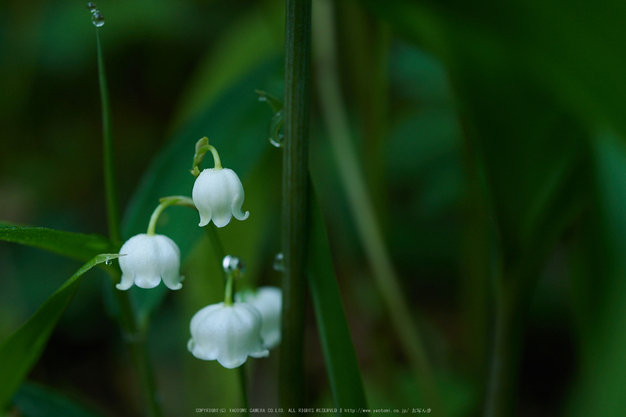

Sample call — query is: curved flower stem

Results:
[280,0,311,411]
[312,0,443,411]
[196,144,222,170]
[192,137,223,174]
[146,196,195,236]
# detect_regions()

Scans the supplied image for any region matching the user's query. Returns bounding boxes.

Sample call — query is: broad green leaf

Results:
[12,382,106,417]
[0,223,116,262]
[307,188,368,410]
[0,253,121,411]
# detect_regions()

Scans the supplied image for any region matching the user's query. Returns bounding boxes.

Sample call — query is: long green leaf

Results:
[307,189,367,410]
[12,382,107,417]
[0,223,116,262]
[0,253,121,411]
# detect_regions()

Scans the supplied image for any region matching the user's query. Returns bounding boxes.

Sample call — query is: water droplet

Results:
[91,11,105,27]
[86,2,97,12]
[273,252,285,272]
[223,255,246,275]
[269,135,284,148]
[269,110,284,148]
[105,259,112,266]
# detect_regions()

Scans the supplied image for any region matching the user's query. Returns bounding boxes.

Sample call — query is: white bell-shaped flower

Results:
[117,233,183,290]
[192,168,249,228]
[236,286,282,349]
[188,302,269,368]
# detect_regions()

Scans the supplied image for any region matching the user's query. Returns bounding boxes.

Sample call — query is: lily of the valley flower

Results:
[187,302,269,368]
[190,138,249,228]
[236,286,282,349]
[192,168,249,228]
[117,233,183,290]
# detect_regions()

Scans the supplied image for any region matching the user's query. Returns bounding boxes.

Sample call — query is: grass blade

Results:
[308,188,367,410]
[0,253,122,411]
[0,223,116,262]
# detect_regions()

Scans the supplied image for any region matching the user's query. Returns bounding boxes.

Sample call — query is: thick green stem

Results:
[280,0,311,411]
[312,0,442,411]
[96,30,120,245]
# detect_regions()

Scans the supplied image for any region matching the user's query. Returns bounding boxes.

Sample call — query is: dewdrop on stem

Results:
[86,2,105,27]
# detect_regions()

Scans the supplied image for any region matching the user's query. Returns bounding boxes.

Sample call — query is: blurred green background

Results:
[2,0,626,416]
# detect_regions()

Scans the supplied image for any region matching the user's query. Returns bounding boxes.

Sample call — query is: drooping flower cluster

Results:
[115,138,279,369]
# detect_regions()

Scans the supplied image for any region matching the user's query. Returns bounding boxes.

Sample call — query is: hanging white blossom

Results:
[192,168,249,228]
[188,302,269,368]
[236,286,282,349]
[117,233,182,290]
